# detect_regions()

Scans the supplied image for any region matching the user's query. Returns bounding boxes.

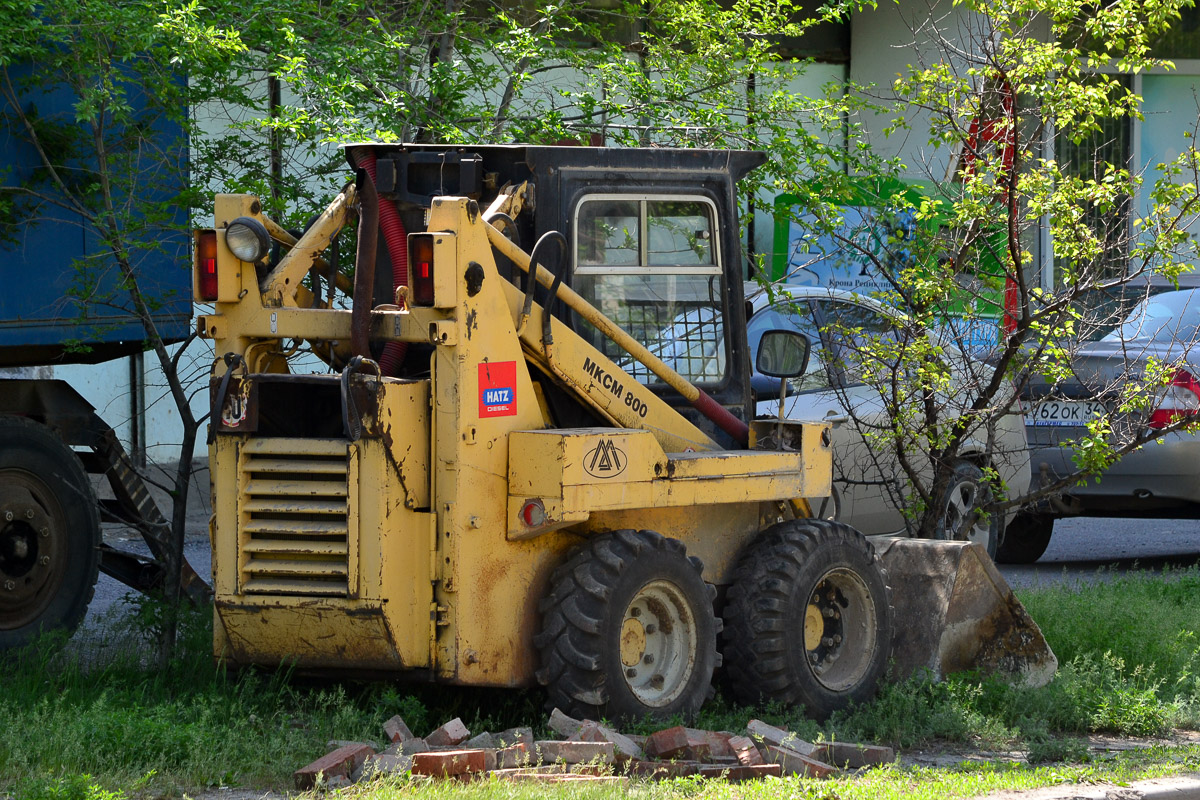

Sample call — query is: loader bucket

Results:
[876,538,1057,688]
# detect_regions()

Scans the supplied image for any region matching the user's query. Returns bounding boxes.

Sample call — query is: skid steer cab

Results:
[194,143,897,722]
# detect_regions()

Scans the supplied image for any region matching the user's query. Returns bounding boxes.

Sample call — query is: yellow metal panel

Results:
[377,380,431,509]
[431,234,460,309]
[217,601,404,670]
[508,429,663,500]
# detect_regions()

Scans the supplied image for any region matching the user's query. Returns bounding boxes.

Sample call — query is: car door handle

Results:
[824,412,849,424]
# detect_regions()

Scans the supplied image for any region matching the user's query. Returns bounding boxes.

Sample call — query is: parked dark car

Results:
[1007,287,1200,563]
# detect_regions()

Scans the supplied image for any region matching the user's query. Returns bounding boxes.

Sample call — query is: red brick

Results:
[383,715,415,743]
[365,749,413,776]
[535,740,615,765]
[688,729,735,760]
[645,725,693,759]
[425,718,471,748]
[728,735,764,765]
[548,708,584,737]
[696,763,783,781]
[746,720,818,756]
[766,745,837,778]
[496,727,534,749]
[464,732,495,749]
[501,772,627,785]
[400,738,429,755]
[294,742,376,790]
[627,759,703,778]
[411,748,486,777]
[490,765,568,777]
[572,721,645,760]
[812,742,895,769]
[494,743,529,770]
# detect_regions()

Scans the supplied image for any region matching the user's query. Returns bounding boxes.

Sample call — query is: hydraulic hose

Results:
[350,146,408,375]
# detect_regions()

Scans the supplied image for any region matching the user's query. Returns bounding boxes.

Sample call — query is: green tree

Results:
[766,0,1200,547]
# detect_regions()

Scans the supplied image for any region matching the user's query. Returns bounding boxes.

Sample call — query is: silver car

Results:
[747,285,1031,557]
[1013,288,1200,563]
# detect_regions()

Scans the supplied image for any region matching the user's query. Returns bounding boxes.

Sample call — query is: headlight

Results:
[225,217,270,263]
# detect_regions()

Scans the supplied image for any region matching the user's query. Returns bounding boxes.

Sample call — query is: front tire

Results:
[995,513,1054,564]
[722,519,892,720]
[934,460,999,559]
[535,529,718,722]
[0,416,100,649]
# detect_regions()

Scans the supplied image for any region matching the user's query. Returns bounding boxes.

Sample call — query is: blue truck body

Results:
[0,65,192,367]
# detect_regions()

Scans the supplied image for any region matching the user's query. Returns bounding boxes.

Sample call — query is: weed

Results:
[11,774,124,800]
[1025,735,1090,764]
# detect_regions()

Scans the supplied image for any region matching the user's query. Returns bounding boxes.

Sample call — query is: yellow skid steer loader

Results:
[195,144,1054,721]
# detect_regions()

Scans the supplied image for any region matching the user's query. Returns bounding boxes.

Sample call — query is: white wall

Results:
[848,0,984,182]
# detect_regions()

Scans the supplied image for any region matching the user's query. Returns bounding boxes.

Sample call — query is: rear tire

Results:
[995,513,1054,564]
[934,460,999,559]
[722,519,892,720]
[0,416,100,649]
[534,529,718,722]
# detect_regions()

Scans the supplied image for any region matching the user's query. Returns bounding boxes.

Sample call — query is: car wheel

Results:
[995,513,1054,564]
[534,529,718,722]
[722,519,893,720]
[934,460,999,559]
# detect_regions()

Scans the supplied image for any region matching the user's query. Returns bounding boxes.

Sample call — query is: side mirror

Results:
[756,329,810,379]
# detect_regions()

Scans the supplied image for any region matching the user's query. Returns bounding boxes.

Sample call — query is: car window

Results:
[747,299,831,391]
[813,299,903,386]
[1102,289,1200,343]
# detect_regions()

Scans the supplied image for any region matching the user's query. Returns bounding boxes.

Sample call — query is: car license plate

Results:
[1025,399,1107,426]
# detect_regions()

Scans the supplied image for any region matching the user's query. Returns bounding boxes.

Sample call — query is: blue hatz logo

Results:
[484,387,513,407]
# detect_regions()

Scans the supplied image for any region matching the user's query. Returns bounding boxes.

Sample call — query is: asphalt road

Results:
[74,513,1200,640]
[1002,515,1200,588]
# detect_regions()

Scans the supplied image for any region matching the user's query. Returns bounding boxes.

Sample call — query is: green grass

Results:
[5,569,1200,797]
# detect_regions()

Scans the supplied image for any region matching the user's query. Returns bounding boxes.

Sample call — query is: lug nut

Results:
[630,607,641,618]
[809,652,820,663]
[39,556,49,565]
[4,511,11,522]
[25,509,33,519]
[625,668,637,678]
[642,654,654,664]
[39,527,48,537]
[4,581,13,591]
[823,607,835,618]
[822,637,834,647]
[833,634,842,644]
[644,624,656,634]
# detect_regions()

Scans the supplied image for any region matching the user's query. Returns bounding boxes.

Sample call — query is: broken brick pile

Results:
[293,708,895,789]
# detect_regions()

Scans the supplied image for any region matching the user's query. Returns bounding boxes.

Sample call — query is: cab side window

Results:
[814,300,904,387]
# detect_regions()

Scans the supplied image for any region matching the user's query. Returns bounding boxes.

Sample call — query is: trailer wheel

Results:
[995,513,1054,564]
[722,519,892,720]
[535,529,718,722]
[934,460,999,559]
[0,416,100,648]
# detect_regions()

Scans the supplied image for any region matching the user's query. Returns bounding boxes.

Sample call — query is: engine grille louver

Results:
[238,439,354,596]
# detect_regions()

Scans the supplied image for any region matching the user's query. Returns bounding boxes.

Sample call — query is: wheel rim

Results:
[803,567,878,692]
[943,479,991,547]
[0,474,68,630]
[618,579,697,707]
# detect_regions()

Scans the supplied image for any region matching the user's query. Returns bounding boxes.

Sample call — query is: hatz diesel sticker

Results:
[584,438,628,479]
[478,361,517,418]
